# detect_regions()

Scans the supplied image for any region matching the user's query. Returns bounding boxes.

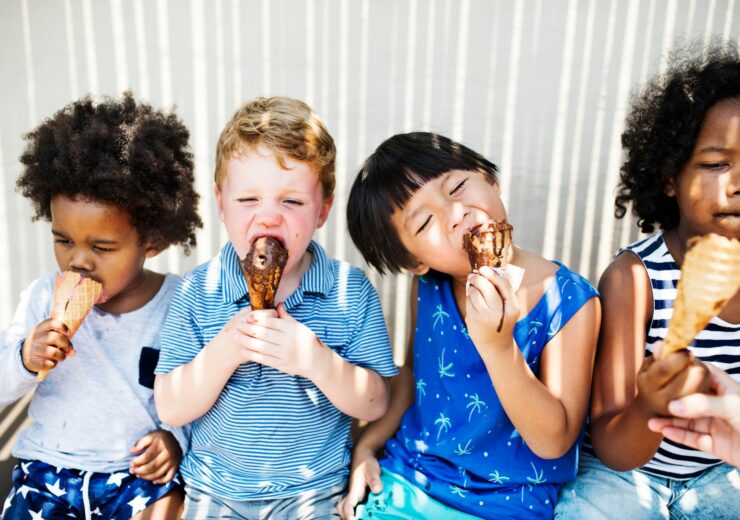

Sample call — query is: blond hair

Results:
[215,96,336,199]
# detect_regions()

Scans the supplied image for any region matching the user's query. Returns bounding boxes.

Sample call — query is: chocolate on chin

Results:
[463,219,513,270]
[241,236,289,310]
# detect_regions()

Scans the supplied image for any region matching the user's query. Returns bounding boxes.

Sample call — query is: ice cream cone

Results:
[38,272,103,381]
[463,219,513,270]
[241,236,289,310]
[661,234,740,358]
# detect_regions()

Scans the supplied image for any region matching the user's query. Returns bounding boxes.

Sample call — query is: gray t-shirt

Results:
[0,272,185,473]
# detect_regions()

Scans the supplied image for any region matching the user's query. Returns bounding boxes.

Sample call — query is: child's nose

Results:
[447,202,466,231]
[257,210,283,227]
[68,249,94,272]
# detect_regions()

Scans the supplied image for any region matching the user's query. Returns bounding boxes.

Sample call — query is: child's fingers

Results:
[236,323,283,345]
[131,434,154,454]
[647,351,693,387]
[130,446,159,470]
[706,364,739,395]
[154,467,177,485]
[132,451,168,477]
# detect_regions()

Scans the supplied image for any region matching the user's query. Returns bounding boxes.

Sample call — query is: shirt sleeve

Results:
[155,274,204,375]
[342,270,398,378]
[0,275,53,406]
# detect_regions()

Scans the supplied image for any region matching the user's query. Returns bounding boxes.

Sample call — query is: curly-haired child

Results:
[0,92,202,519]
[555,40,740,518]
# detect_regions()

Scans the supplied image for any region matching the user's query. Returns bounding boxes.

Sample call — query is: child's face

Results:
[215,148,333,275]
[391,169,507,279]
[50,195,158,307]
[669,98,740,240]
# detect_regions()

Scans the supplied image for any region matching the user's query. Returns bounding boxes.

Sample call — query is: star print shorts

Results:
[1,459,182,520]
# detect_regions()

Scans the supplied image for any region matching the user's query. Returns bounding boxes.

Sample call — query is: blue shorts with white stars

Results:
[1,459,182,519]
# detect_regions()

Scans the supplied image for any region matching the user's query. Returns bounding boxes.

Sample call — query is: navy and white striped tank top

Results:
[624,233,740,479]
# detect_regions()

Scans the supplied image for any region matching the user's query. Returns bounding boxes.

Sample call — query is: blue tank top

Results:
[381,264,598,519]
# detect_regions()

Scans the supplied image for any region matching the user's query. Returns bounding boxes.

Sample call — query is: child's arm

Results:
[338,278,418,520]
[467,266,600,459]
[240,304,391,422]
[154,307,271,427]
[589,253,710,470]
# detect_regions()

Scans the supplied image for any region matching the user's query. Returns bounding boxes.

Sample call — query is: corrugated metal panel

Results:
[0,0,737,499]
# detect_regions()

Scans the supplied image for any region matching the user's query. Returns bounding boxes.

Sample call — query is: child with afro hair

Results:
[555,39,740,519]
[1,91,202,520]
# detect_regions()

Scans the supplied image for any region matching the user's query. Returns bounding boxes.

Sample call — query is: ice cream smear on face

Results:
[38,271,103,381]
[241,236,289,310]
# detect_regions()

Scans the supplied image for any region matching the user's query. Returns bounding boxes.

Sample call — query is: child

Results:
[0,92,202,519]
[339,132,601,519]
[555,41,740,518]
[153,96,397,518]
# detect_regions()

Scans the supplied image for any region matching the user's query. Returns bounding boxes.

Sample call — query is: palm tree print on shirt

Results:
[454,439,473,456]
[526,462,547,485]
[466,394,486,421]
[416,379,427,401]
[438,348,455,378]
[432,304,450,331]
[434,412,451,440]
[488,470,510,484]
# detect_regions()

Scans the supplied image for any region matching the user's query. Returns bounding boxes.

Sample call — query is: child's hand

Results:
[338,446,383,520]
[21,318,75,374]
[465,266,520,351]
[635,345,711,417]
[217,307,278,369]
[130,429,182,484]
[237,303,328,379]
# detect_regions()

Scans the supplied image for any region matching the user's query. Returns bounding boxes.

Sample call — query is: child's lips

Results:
[249,233,286,248]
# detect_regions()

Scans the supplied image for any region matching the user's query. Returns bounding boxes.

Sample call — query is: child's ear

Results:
[316,195,334,228]
[664,180,676,197]
[144,246,162,259]
[214,182,226,222]
[408,262,430,276]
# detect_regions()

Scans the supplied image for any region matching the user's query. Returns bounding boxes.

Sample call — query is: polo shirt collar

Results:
[218,240,334,306]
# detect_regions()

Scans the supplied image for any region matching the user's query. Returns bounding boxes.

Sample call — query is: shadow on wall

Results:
[0,396,31,501]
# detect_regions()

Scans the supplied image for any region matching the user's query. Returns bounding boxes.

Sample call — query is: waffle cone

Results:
[463,219,513,270]
[241,237,289,310]
[38,272,103,381]
[661,234,740,358]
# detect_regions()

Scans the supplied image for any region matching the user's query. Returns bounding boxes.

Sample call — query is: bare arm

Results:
[467,266,600,459]
[589,253,710,471]
[589,253,662,469]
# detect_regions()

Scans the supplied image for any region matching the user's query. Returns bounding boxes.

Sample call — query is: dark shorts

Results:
[1,459,182,519]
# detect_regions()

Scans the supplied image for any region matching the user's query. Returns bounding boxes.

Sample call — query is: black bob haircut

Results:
[615,39,740,233]
[347,132,499,274]
[17,91,202,253]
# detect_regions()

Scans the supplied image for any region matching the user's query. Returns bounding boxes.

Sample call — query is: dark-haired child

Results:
[555,40,740,518]
[0,92,202,519]
[339,132,600,519]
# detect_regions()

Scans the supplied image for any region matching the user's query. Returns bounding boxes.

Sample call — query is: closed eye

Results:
[450,179,467,195]
[699,162,729,171]
[284,199,304,206]
[237,197,259,203]
[415,216,432,235]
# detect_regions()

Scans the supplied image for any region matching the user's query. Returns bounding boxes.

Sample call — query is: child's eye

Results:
[284,199,304,206]
[699,162,729,171]
[415,216,432,235]
[450,179,467,195]
[93,246,114,253]
[54,238,72,245]
[237,197,258,203]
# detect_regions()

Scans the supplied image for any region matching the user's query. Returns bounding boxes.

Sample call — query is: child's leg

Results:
[670,463,739,519]
[554,452,671,519]
[354,469,479,520]
[137,486,185,519]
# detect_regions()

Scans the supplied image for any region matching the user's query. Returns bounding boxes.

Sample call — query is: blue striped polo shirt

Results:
[155,240,397,500]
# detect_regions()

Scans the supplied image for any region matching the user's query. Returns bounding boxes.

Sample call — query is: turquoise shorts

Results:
[355,468,480,520]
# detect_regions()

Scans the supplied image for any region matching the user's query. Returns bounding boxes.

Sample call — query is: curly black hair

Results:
[16,92,202,253]
[615,39,740,233]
